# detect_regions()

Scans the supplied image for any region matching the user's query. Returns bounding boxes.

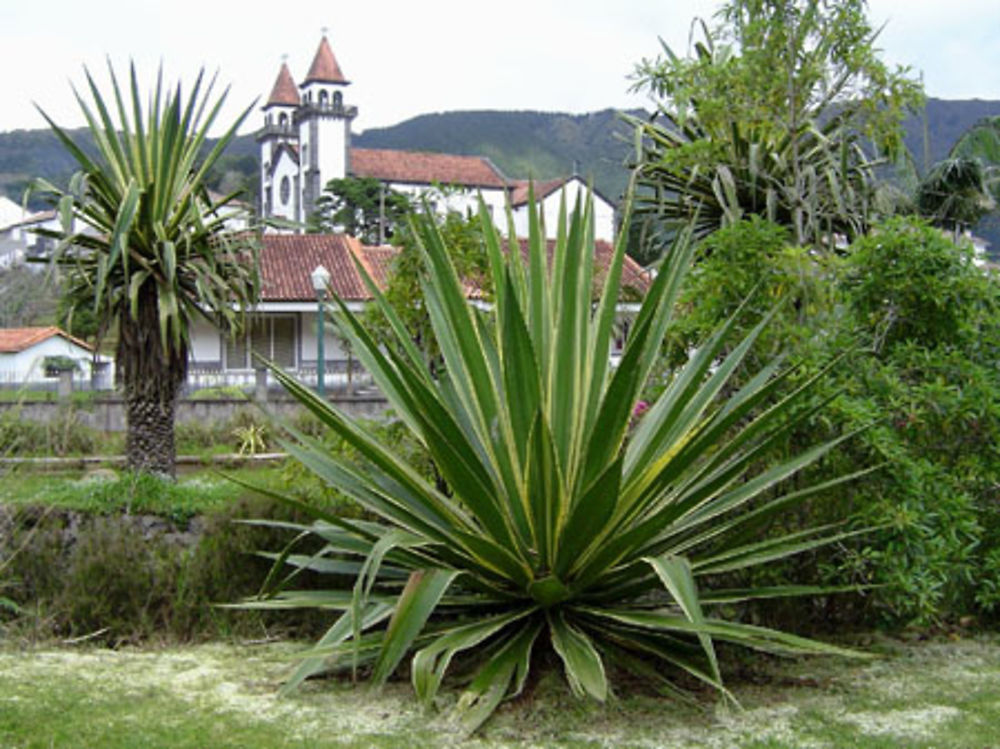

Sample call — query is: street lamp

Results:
[311,264,331,397]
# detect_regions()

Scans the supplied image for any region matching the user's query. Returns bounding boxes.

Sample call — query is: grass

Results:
[0,636,998,748]
[0,466,291,516]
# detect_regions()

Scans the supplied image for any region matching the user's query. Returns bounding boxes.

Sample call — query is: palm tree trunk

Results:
[117,290,187,478]
[123,385,178,476]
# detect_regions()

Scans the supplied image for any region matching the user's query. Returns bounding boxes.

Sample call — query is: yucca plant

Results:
[246,190,866,731]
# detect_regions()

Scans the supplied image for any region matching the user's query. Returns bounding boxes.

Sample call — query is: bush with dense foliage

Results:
[0,487,330,644]
[660,216,1000,626]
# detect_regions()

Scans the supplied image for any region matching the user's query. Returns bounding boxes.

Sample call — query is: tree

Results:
[32,64,259,476]
[914,117,1000,234]
[631,0,922,249]
[308,176,411,242]
[364,208,489,367]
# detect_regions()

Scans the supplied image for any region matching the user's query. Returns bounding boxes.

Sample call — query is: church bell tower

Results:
[295,34,357,223]
[257,60,301,222]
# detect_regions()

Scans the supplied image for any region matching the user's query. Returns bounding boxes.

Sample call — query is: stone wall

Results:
[0,394,389,432]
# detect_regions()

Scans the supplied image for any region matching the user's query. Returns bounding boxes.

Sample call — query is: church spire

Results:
[265,61,300,107]
[303,35,348,85]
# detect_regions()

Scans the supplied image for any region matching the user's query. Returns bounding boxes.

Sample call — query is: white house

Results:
[0,196,24,229]
[0,326,110,387]
[258,35,618,241]
[0,206,59,270]
[188,233,396,389]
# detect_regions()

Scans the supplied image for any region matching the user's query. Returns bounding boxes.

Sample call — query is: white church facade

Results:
[257,36,616,240]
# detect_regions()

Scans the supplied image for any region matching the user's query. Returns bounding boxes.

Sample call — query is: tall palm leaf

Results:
[916,116,1000,233]
[248,189,864,732]
[32,63,259,476]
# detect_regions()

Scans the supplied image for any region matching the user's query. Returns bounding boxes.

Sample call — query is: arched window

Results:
[333,91,343,109]
[280,176,291,205]
[319,90,328,108]
[278,112,288,129]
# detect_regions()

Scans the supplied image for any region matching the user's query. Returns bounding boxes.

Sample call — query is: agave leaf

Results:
[454,620,542,733]
[645,554,720,682]
[548,609,608,701]
[412,608,536,707]
[279,602,394,696]
[371,568,463,686]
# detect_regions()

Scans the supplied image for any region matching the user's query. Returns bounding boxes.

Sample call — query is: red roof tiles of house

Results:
[508,238,651,297]
[509,178,568,207]
[259,234,390,301]
[0,326,93,354]
[258,234,649,303]
[303,36,348,85]
[350,148,508,189]
[265,63,301,107]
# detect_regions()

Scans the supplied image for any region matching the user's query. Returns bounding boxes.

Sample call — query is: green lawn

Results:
[1,636,998,748]
[0,466,290,515]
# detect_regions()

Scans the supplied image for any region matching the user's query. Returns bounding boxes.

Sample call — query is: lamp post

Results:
[311,264,331,397]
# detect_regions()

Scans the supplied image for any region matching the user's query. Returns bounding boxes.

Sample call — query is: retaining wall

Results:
[0,393,389,432]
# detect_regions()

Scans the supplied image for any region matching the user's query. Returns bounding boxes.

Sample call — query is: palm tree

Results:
[916,117,1000,234]
[33,64,259,476]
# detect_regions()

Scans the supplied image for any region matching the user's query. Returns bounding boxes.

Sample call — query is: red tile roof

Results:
[259,234,390,301]
[350,148,508,189]
[508,238,651,297]
[509,178,568,207]
[303,36,348,85]
[257,234,650,303]
[0,327,93,354]
[265,62,300,107]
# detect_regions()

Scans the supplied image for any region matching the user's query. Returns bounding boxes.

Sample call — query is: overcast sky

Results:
[1,0,998,136]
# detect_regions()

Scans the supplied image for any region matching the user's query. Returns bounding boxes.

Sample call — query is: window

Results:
[278,112,288,129]
[226,316,296,370]
[319,90,329,107]
[280,176,291,205]
[333,91,342,109]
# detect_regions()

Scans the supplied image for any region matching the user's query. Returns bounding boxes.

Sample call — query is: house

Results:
[0,205,59,270]
[0,326,110,387]
[188,233,394,389]
[187,233,650,389]
[257,35,618,240]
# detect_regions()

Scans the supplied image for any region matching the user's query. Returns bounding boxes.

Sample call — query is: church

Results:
[257,35,617,240]
[185,34,634,388]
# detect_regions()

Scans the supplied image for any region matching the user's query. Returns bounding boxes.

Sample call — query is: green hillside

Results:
[2,99,998,249]
[354,109,639,202]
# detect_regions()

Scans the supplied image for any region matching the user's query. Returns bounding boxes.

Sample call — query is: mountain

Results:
[2,98,998,249]
[354,109,640,202]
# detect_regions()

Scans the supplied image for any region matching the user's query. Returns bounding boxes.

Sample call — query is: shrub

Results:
[0,405,112,457]
[666,216,1000,626]
[0,495,329,644]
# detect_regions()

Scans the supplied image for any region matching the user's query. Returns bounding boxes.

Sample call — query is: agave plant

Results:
[247,190,865,731]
